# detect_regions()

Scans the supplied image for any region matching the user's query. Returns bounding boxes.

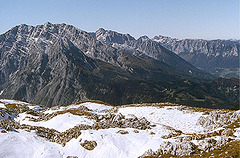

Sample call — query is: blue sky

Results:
[0,0,239,39]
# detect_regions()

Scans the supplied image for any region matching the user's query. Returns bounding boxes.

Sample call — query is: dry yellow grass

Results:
[194,140,240,158]
[5,104,19,109]
[226,118,240,129]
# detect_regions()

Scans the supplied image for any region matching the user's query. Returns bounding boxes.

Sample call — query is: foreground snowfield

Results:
[0,99,239,158]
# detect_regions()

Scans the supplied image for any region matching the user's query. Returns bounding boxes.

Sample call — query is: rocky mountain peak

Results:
[138,35,150,41]
[153,35,175,42]
[44,21,53,26]
[96,28,106,35]
[94,28,135,45]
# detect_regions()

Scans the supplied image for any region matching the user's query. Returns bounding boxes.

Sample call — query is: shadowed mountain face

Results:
[0,23,238,108]
[153,35,240,78]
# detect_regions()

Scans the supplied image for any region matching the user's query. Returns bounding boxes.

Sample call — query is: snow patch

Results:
[117,106,206,134]
[234,127,240,138]
[0,99,29,105]
[78,102,113,113]
[0,90,4,95]
[28,105,45,111]
[0,103,5,108]
[18,113,95,132]
[0,130,62,158]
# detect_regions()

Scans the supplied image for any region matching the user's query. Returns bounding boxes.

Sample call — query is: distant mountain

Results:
[91,28,211,78]
[0,23,238,109]
[153,35,240,78]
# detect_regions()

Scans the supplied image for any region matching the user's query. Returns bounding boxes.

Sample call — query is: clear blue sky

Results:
[0,0,239,39]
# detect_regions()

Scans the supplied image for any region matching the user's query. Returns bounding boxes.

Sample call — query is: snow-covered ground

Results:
[16,113,95,132]
[0,99,239,158]
[117,106,206,134]
[43,102,112,114]
[0,130,62,158]
[0,103,5,108]
[0,99,29,105]
[78,102,113,113]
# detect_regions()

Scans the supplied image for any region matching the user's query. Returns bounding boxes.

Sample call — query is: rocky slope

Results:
[91,28,207,76]
[153,35,240,78]
[0,22,216,107]
[0,99,239,158]
[89,29,239,109]
[0,23,238,109]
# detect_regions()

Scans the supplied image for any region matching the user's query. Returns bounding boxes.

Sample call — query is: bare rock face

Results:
[0,23,96,106]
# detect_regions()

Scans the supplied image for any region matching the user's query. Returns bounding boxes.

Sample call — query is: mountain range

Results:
[153,35,240,78]
[0,22,239,109]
